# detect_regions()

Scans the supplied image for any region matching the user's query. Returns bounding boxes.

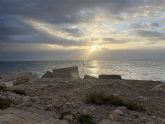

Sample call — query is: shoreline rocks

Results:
[41,71,53,79]
[0,70,165,124]
[53,66,80,79]
[42,66,80,79]
[99,74,122,80]
[84,75,97,79]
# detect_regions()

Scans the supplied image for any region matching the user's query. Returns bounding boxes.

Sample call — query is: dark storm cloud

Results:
[0,0,164,37]
[134,30,165,40]
[1,0,164,24]
[0,0,165,60]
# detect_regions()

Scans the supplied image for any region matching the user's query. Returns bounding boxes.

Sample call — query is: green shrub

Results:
[75,113,95,124]
[85,92,145,112]
[0,98,12,110]
[0,86,7,92]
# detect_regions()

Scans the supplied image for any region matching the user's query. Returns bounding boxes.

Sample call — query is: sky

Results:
[0,0,165,61]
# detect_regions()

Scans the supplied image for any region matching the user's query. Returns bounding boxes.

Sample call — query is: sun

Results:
[90,44,100,52]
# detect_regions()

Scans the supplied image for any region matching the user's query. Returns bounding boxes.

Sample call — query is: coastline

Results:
[0,69,165,124]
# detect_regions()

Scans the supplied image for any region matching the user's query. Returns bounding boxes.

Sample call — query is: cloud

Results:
[0,0,165,60]
[134,30,165,40]
[103,38,128,44]
[151,23,160,27]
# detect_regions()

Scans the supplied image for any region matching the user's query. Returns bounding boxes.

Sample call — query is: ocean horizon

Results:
[0,59,165,81]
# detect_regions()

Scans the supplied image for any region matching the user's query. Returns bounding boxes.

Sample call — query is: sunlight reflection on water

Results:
[0,59,165,81]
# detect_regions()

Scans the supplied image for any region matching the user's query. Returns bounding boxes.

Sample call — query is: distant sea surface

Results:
[0,60,165,81]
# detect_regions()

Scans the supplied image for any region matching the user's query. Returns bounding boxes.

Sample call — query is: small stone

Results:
[31,96,40,103]
[22,96,33,107]
[112,108,124,116]
[45,104,54,111]
[137,96,149,101]
[63,114,73,121]
[109,108,124,120]
[99,119,122,124]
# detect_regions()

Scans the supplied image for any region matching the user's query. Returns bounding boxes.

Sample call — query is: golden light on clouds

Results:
[24,15,165,60]
[26,19,81,41]
[90,44,101,52]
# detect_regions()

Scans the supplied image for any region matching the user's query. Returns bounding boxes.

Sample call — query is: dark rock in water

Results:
[53,66,80,79]
[99,74,122,80]
[84,75,97,79]
[42,71,53,79]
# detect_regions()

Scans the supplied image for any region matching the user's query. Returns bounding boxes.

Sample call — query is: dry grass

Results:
[74,113,95,124]
[85,92,145,112]
[0,86,7,92]
[0,98,12,110]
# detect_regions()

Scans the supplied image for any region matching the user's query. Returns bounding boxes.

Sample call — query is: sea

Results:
[0,59,165,81]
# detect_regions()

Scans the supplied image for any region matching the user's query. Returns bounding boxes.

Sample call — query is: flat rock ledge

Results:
[0,108,69,124]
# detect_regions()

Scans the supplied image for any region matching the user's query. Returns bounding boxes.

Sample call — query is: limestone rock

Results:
[3,91,23,105]
[109,108,124,120]
[151,83,165,91]
[84,75,97,79]
[41,71,53,79]
[63,114,73,121]
[0,108,68,124]
[112,108,124,116]
[14,77,30,85]
[1,72,32,82]
[0,81,13,87]
[99,75,122,80]
[22,96,33,107]
[53,66,80,79]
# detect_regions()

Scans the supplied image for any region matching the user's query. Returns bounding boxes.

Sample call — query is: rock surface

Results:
[0,73,165,124]
[99,75,122,80]
[53,66,80,79]
[84,75,97,79]
[0,72,32,82]
[0,81,13,87]
[41,71,53,79]
[99,119,122,124]
[0,108,69,124]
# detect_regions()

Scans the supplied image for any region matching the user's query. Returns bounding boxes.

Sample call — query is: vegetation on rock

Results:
[85,91,145,112]
[74,113,95,124]
[0,86,7,92]
[0,98,12,110]
[10,89,27,96]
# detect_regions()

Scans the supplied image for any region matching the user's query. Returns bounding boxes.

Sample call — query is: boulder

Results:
[99,75,122,80]
[109,108,124,120]
[112,108,124,116]
[84,75,97,79]
[0,81,13,87]
[41,71,53,79]
[53,66,80,79]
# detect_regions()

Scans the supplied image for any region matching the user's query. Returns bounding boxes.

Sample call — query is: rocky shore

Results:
[0,67,165,124]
